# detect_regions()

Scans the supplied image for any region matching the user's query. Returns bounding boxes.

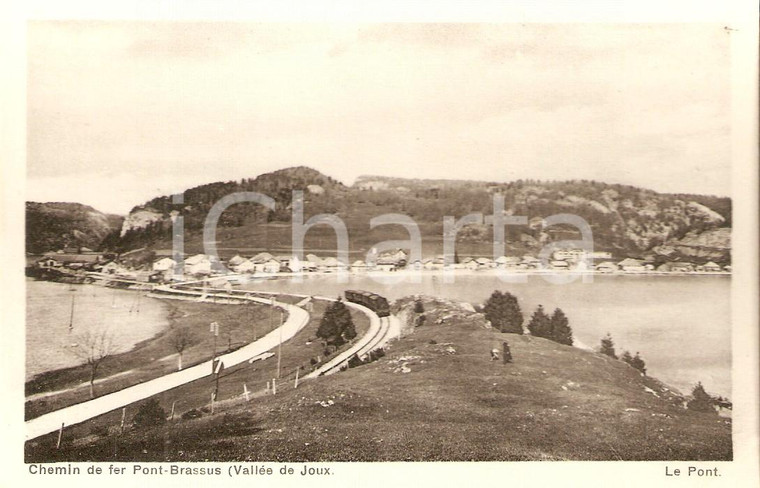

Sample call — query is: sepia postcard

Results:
[1,1,758,487]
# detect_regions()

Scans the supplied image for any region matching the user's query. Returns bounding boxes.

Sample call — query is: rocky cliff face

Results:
[119,209,163,237]
[667,228,731,260]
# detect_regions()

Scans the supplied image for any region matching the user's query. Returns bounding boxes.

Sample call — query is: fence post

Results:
[120,408,126,434]
[243,383,250,402]
[272,378,277,396]
[294,369,299,389]
[56,423,64,450]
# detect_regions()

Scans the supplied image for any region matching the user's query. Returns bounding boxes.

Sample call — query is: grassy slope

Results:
[26,298,730,462]
[25,300,370,462]
[25,299,274,419]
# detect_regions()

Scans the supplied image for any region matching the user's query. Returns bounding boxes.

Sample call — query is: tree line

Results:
[483,290,573,346]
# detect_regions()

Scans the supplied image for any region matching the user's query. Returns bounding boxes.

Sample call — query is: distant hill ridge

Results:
[25,202,123,254]
[27,167,731,262]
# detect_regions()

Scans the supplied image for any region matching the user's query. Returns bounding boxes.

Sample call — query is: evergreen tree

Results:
[483,290,523,334]
[414,299,425,314]
[687,382,717,414]
[527,305,552,338]
[317,299,356,347]
[599,333,617,359]
[550,308,573,345]
[132,399,167,428]
[620,350,633,364]
[630,352,647,375]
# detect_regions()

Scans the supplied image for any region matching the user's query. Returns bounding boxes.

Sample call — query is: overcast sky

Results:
[27,22,731,214]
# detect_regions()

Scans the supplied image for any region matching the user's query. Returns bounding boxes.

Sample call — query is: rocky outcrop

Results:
[119,209,163,237]
[668,228,731,260]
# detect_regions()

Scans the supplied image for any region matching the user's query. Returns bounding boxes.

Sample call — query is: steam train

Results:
[344,290,391,317]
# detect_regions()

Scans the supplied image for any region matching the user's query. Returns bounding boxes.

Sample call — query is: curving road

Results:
[25,288,310,440]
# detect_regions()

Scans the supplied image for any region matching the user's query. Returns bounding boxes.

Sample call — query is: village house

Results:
[262,259,281,274]
[475,257,494,269]
[184,254,212,276]
[251,252,274,264]
[275,256,293,270]
[351,260,368,273]
[595,261,619,273]
[153,257,176,272]
[227,255,246,267]
[550,260,570,270]
[41,252,103,270]
[101,261,123,274]
[521,255,542,269]
[670,262,695,273]
[232,259,256,274]
[696,261,722,273]
[617,258,646,272]
[320,256,348,272]
[552,248,586,262]
[37,256,61,268]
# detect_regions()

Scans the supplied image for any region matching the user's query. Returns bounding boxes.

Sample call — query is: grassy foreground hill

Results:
[27,296,731,462]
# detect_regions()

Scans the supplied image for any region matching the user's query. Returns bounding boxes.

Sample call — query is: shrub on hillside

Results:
[414,299,425,314]
[483,291,523,334]
[527,305,551,338]
[133,399,167,429]
[630,352,647,375]
[687,382,718,414]
[599,333,617,359]
[621,350,647,375]
[550,308,573,346]
[181,408,203,421]
[317,299,356,347]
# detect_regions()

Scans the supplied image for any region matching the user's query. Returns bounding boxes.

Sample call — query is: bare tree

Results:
[169,326,193,370]
[69,328,118,398]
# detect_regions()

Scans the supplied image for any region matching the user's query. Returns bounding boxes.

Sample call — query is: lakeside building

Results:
[227,255,246,267]
[184,254,212,276]
[38,252,104,270]
[152,257,176,272]
[698,261,722,273]
[617,258,646,272]
[595,261,619,273]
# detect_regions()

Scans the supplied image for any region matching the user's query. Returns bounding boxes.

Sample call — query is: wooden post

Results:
[170,401,176,421]
[56,423,64,450]
[272,378,277,396]
[294,369,299,389]
[211,392,216,414]
[243,383,250,402]
[120,407,126,434]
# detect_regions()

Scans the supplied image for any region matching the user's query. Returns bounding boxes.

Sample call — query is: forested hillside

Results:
[38,167,731,263]
[25,202,123,254]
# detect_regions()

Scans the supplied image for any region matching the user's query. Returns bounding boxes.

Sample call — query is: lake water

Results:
[25,274,731,399]
[25,279,170,382]
[240,272,731,398]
